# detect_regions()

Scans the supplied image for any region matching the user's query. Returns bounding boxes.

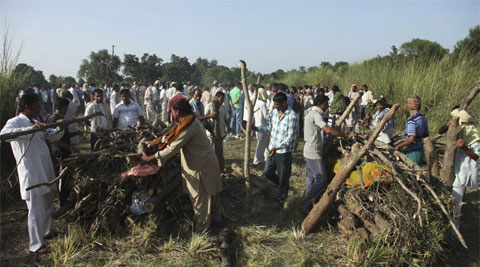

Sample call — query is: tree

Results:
[400,38,448,60]
[160,54,192,82]
[453,25,480,58]
[123,53,163,85]
[77,49,122,86]
[320,61,333,69]
[271,69,285,80]
[299,66,306,72]
[202,65,234,86]
[333,61,349,72]
[48,74,58,87]
[13,63,48,87]
[191,57,217,85]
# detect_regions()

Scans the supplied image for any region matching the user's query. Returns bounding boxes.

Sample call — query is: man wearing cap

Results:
[394,96,429,165]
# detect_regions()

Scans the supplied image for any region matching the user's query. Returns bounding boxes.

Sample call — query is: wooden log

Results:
[239,60,258,182]
[345,196,381,236]
[440,118,462,186]
[0,112,102,141]
[337,204,356,230]
[459,80,480,110]
[302,104,399,234]
[212,98,225,171]
[374,211,391,233]
[423,137,440,178]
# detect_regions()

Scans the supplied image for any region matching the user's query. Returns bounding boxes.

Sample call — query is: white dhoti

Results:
[452,141,479,227]
[145,104,160,122]
[161,103,168,123]
[25,190,54,252]
[253,131,270,165]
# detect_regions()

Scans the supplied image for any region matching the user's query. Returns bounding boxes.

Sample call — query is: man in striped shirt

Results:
[253,92,299,209]
[394,96,429,165]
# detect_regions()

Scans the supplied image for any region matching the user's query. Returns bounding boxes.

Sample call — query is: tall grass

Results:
[279,54,480,132]
[0,29,24,201]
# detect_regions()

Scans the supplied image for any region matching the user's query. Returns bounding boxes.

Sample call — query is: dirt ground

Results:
[1,186,479,266]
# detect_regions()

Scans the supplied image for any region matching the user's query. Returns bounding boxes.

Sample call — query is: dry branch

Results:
[0,112,102,141]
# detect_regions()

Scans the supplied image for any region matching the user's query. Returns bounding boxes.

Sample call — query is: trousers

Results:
[25,190,54,252]
[253,131,270,165]
[264,152,292,205]
[185,178,222,232]
[304,158,328,212]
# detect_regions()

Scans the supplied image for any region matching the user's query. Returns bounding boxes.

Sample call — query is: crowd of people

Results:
[2,79,478,253]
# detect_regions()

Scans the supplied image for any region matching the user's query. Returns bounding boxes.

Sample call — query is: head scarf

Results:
[450,108,471,124]
[406,96,421,110]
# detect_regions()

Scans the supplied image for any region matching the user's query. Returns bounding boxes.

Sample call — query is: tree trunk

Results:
[239,60,258,181]
[302,104,399,234]
[423,137,440,178]
[440,118,462,186]
[212,98,225,171]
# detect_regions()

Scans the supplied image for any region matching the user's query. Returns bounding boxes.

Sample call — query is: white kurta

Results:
[253,99,270,164]
[0,113,63,200]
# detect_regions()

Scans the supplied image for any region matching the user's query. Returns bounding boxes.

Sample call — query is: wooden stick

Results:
[419,177,468,249]
[0,112,102,141]
[336,92,363,127]
[322,92,362,158]
[26,167,69,191]
[302,104,399,234]
[459,80,480,110]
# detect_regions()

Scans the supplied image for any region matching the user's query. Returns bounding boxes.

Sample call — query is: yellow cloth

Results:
[334,161,392,187]
[451,109,480,146]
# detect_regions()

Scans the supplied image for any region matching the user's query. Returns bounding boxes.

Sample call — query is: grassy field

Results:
[1,137,477,266]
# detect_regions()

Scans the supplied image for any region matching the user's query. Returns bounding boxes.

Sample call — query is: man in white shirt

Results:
[159,82,168,123]
[365,98,394,145]
[61,91,81,150]
[144,82,160,122]
[109,84,121,115]
[253,88,270,165]
[0,94,64,253]
[113,89,146,130]
[85,89,112,151]
[360,84,373,120]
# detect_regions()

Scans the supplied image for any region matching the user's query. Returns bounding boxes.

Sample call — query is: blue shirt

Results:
[403,112,428,153]
[258,106,299,153]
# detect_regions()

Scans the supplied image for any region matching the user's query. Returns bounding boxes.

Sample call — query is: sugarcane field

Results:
[1,1,480,266]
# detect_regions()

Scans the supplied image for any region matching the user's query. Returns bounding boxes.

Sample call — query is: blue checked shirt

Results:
[258,107,299,153]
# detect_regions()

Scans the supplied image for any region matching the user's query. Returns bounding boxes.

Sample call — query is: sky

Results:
[1,0,479,79]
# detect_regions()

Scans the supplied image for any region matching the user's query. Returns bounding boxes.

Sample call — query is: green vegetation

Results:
[0,30,24,200]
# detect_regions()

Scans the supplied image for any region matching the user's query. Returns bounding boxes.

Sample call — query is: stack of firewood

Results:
[48,124,186,234]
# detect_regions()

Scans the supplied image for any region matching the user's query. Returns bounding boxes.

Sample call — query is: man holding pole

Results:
[0,94,65,253]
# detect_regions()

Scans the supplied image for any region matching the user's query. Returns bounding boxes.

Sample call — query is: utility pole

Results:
[112,45,116,57]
